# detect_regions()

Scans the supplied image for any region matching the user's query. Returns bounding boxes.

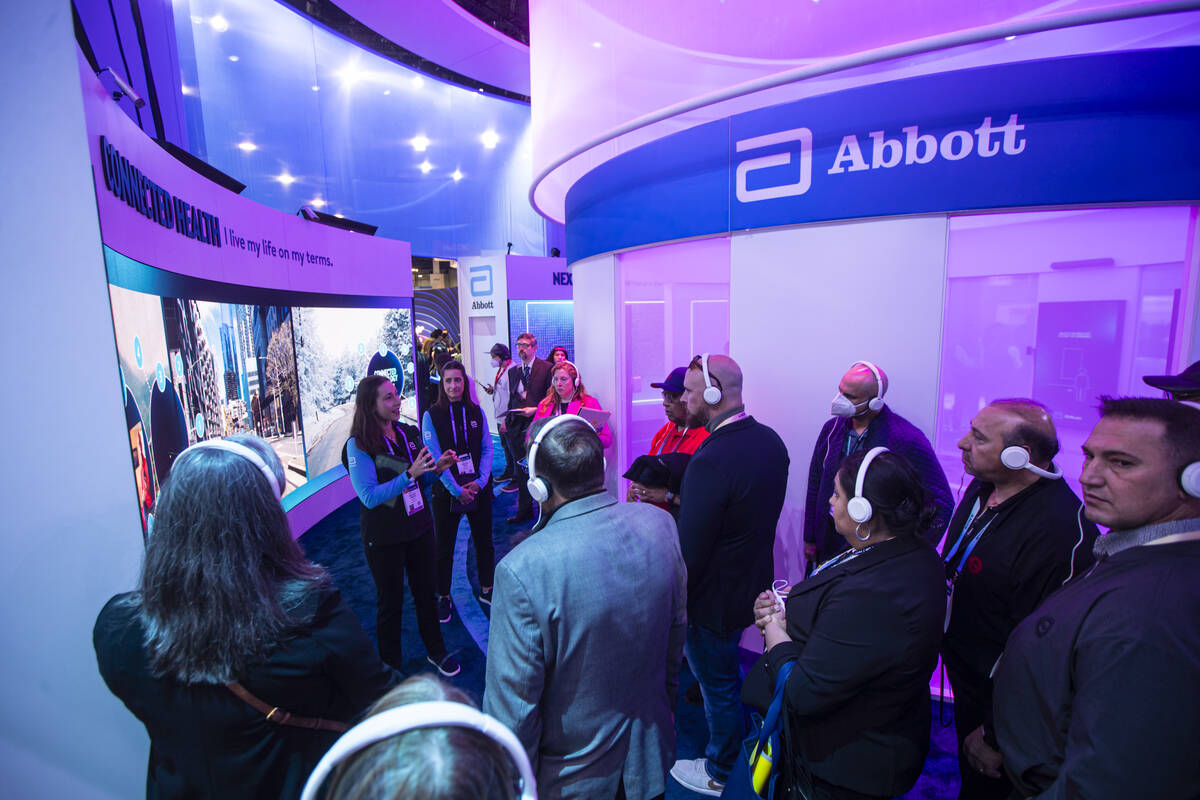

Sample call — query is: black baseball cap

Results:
[1142,360,1200,395]
[650,367,688,394]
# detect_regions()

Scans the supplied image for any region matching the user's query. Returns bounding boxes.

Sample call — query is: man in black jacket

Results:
[941,399,1097,800]
[994,397,1200,800]
[669,353,789,797]
[505,332,552,524]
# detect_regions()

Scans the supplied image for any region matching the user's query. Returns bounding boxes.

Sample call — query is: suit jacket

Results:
[483,493,687,800]
[804,406,953,562]
[742,536,945,798]
[508,358,553,413]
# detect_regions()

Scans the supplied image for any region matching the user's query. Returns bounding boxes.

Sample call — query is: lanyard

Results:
[812,542,879,576]
[653,426,691,455]
[666,427,691,454]
[447,403,468,449]
[943,497,997,578]
[384,426,413,459]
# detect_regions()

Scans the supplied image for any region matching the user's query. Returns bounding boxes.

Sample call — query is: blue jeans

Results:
[685,623,745,783]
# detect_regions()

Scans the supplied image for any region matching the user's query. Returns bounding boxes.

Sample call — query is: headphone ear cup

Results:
[867,396,884,412]
[527,476,551,503]
[703,385,722,405]
[1181,462,1200,499]
[847,496,873,524]
[1001,445,1030,470]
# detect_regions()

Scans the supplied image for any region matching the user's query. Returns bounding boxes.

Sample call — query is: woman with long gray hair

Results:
[94,434,395,800]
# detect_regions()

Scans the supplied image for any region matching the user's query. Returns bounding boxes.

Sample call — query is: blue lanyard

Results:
[943,498,996,577]
[812,542,879,576]
[384,426,413,459]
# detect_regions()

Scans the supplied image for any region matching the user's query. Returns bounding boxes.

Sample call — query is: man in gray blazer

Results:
[484,415,687,800]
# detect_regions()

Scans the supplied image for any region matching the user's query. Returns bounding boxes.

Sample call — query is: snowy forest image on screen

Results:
[293,306,416,479]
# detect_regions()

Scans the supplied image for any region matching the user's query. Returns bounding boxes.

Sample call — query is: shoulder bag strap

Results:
[226,681,349,733]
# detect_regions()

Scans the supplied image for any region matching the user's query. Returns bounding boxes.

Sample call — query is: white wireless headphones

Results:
[526,413,588,503]
[299,701,537,800]
[847,446,889,524]
[699,353,722,405]
[558,361,581,389]
[852,361,886,412]
[1000,445,1064,480]
[1178,402,1200,498]
[182,439,282,498]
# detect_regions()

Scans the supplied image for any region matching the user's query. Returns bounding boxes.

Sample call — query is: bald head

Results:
[683,354,744,426]
[840,362,888,399]
[990,398,1059,466]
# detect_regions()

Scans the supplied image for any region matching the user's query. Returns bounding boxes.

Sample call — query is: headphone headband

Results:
[527,414,588,503]
[851,361,885,411]
[182,439,282,499]
[557,360,582,389]
[300,701,537,800]
[700,353,723,405]
[847,446,889,524]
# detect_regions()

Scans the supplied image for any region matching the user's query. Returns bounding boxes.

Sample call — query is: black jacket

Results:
[994,539,1200,799]
[94,587,396,800]
[940,476,1097,733]
[507,358,552,413]
[677,415,789,634]
[742,536,945,798]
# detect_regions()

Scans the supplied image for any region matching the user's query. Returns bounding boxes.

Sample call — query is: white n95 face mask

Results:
[490,358,500,368]
[831,393,867,418]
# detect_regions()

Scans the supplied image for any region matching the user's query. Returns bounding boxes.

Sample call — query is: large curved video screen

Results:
[106,248,415,533]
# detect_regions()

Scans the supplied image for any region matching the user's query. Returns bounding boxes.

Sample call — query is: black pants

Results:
[431,482,495,596]
[506,415,534,514]
[363,533,446,669]
[947,670,1012,800]
[498,426,516,477]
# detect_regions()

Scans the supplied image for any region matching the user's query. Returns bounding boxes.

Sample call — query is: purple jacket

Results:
[803,405,953,562]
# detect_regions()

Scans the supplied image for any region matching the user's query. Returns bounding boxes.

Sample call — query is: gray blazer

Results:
[483,492,687,800]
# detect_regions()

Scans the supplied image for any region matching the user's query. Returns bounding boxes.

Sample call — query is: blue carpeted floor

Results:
[298,448,960,799]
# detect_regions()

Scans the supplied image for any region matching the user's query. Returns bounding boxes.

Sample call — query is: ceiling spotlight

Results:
[275,172,297,186]
[419,160,433,174]
[191,15,203,24]
[383,89,391,95]
[1004,34,1017,41]
[480,129,499,149]
[228,55,239,62]
[410,135,430,152]
[309,197,327,208]
[334,213,344,219]
[181,84,196,96]
[592,41,602,48]
[236,140,257,152]
[209,15,229,32]
[411,75,424,89]
[311,84,320,92]
[451,169,463,181]
[337,62,364,88]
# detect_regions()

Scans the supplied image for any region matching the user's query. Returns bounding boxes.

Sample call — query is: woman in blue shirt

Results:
[345,374,460,677]
[421,360,495,622]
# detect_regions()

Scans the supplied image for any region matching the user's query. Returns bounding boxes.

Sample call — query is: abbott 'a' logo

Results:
[735,127,813,203]
[469,264,493,297]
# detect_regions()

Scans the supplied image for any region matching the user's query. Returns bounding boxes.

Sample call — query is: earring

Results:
[854,523,871,542]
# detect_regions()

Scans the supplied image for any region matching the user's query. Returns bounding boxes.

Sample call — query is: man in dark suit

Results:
[670,354,789,797]
[505,331,552,524]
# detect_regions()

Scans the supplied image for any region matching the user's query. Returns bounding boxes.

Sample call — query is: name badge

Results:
[456,452,475,476]
[402,484,424,516]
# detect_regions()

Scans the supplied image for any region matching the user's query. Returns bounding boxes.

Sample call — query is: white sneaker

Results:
[670,758,725,797]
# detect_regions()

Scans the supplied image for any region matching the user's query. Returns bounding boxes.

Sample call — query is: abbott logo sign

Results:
[735,127,813,203]
[469,264,493,297]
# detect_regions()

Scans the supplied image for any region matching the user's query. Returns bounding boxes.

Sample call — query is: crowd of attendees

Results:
[94,349,1200,800]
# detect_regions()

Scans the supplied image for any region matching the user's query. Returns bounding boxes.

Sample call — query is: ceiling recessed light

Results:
[209,15,229,32]
[592,41,602,48]
[336,62,364,89]
[411,75,424,89]
[309,197,327,208]
[311,84,320,92]
[334,213,344,219]
[480,129,499,149]
[383,89,391,95]
[451,169,463,181]
[1004,34,1017,41]
[236,140,257,152]
[275,172,297,186]
[410,135,430,152]
[228,55,239,62]
[419,160,433,174]
[181,84,195,96]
